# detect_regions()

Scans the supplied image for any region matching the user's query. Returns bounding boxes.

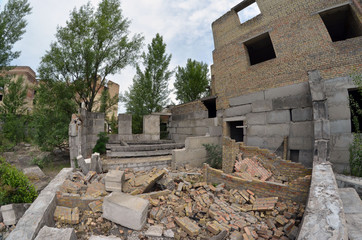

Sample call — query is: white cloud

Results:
[7,0,254,112]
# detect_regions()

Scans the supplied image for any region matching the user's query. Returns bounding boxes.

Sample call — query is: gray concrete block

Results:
[313,140,329,162]
[209,126,223,136]
[143,115,160,136]
[272,94,312,110]
[229,91,264,106]
[224,104,252,117]
[290,122,313,138]
[34,226,77,240]
[328,104,350,121]
[177,127,192,135]
[299,150,313,168]
[263,137,285,149]
[266,110,290,124]
[245,136,264,147]
[289,137,314,150]
[105,170,125,192]
[329,149,350,165]
[89,236,122,240]
[192,127,208,136]
[118,114,132,135]
[325,76,355,93]
[23,166,46,180]
[308,70,326,101]
[103,192,149,230]
[314,119,330,140]
[326,89,349,105]
[330,134,354,149]
[246,125,266,136]
[330,120,351,134]
[1,204,26,226]
[313,101,328,120]
[252,100,273,112]
[265,82,309,100]
[246,112,266,125]
[265,124,290,137]
[291,107,313,122]
[184,136,220,149]
[172,148,208,168]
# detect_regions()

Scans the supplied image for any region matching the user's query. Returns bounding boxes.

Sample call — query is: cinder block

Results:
[265,124,290,137]
[330,120,351,134]
[313,101,328,120]
[328,104,350,121]
[291,108,313,122]
[229,91,264,106]
[246,112,266,125]
[252,100,273,112]
[34,226,77,240]
[225,104,252,117]
[290,122,313,138]
[102,192,149,230]
[266,110,290,124]
[105,170,125,192]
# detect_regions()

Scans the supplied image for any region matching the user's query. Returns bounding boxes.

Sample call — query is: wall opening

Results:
[244,32,276,65]
[235,1,261,24]
[228,121,244,142]
[202,98,217,118]
[348,89,362,133]
[290,150,300,163]
[319,5,362,42]
[0,94,2,101]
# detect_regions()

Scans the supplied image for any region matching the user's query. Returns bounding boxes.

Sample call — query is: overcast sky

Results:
[1,0,260,112]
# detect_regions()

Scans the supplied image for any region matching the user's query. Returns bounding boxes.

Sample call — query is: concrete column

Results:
[118,114,132,136]
[143,115,160,140]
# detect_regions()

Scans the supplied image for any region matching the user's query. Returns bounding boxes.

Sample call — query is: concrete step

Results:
[107,143,185,152]
[102,155,172,171]
[106,149,172,158]
[108,139,175,145]
[338,188,362,240]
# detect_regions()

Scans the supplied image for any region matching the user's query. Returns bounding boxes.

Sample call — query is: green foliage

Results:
[0,76,28,144]
[38,0,143,112]
[122,33,172,133]
[109,114,118,134]
[31,79,77,150]
[0,158,37,205]
[174,59,210,103]
[0,0,32,66]
[31,156,49,169]
[203,143,222,169]
[349,72,362,177]
[98,87,119,117]
[93,132,109,154]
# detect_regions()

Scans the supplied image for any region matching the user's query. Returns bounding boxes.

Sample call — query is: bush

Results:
[93,132,109,154]
[0,158,38,205]
[349,134,362,177]
[31,156,49,169]
[203,143,222,169]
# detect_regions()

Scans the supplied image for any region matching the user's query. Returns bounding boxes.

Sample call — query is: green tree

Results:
[174,59,210,103]
[38,0,143,112]
[31,79,77,150]
[0,77,28,144]
[0,0,31,67]
[122,34,172,133]
[98,86,119,118]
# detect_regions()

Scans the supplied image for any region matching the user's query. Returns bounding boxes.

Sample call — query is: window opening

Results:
[236,1,261,24]
[290,150,300,163]
[0,94,2,101]
[348,89,362,133]
[319,5,362,42]
[202,98,217,118]
[244,32,276,65]
[228,121,244,142]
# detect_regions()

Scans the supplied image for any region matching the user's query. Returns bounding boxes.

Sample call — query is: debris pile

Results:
[53,165,305,240]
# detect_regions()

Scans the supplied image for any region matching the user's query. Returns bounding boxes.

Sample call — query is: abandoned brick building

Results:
[169,0,362,172]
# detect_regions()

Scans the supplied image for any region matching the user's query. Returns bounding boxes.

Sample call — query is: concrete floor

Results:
[339,188,362,240]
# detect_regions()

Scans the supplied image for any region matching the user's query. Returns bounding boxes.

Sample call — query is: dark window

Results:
[0,94,2,101]
[290,150,299,162]
[245,32,276,65]
[202,98,217,118]
[320,5,362,42]
[349,89,362,133]
[229,121,244,142]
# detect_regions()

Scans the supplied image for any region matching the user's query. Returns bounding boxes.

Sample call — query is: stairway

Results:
[103,140,185,171]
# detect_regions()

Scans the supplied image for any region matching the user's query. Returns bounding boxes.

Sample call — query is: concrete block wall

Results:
[172,136,220,168]
[225,82,314,168]
[170,101,222,143]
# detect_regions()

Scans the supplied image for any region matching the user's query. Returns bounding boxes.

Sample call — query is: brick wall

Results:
[211,0,362,110]
[203,164,311,204]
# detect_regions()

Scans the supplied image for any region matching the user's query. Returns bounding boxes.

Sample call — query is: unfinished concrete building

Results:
[170,0,362,172]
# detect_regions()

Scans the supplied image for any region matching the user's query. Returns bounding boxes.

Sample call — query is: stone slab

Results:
[252,100,272,112]
[291,107,313,122]
[1,204,26,226]
[102,192,149,230]
[266,110,290,124]
[34,226,77,240]
[339,188,362,240]
[224,104,252,117]
[23,166,46,180]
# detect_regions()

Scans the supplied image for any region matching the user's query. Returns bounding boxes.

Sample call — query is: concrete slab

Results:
[265,82,309,100]
[246,112,266,125]
[23,166,46,180]
[34,226,77,240]
[102,192,149,230]
[272,94,312,110]
[330,120,351,134]
[252,100,272,112]
[291,107,312,122]
[339,188,362,240]
[1,204,26,226]
[224,104,252,117]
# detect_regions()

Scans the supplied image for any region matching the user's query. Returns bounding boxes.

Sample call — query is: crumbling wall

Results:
[203,164,311,204]
[169,101,222,143]
[69,109,105,166]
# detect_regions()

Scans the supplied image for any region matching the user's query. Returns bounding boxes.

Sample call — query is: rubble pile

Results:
[53,165,305,240]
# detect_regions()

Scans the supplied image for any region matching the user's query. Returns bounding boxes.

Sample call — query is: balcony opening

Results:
[228,121,244,142]
[320,5,362,42]
[244,32,276,65]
